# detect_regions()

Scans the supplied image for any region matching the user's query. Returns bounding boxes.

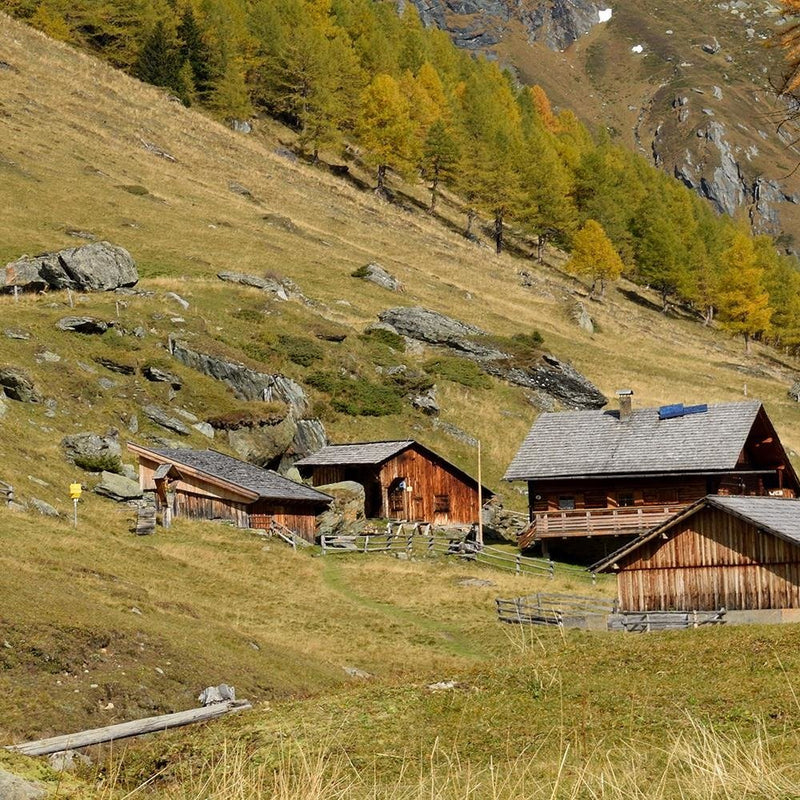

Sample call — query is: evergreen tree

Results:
[177,5,213,99]
[716,231,772,352]
[568,219,624,299]
[134,20,180,90]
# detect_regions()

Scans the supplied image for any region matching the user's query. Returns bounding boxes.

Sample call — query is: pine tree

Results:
[356,73,415,194]
[30,3,72,41]
[134,20,180,90]
[210,55,253,118]
[568,219,624,299]
[177,5,213,99]
[716,231,772,352]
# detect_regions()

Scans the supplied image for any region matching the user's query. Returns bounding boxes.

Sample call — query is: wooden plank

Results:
[6,700,252,756]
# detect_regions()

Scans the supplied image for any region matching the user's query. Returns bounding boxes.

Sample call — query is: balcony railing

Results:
[518,505,686,549]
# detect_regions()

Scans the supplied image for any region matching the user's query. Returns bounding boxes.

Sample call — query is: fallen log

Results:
[6,699,252,756]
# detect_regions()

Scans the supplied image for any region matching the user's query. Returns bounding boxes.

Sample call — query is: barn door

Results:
[388,478,408,519]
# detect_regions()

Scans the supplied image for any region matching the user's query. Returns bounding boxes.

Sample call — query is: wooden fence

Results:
[608,609,727,632]
[319,524,596,582]
[496,593,617,626]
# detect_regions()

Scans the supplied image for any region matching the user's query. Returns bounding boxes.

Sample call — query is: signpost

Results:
[69,482,82,528]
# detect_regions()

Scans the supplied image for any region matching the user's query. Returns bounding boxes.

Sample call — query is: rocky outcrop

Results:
[227,416,297,466]
[316,481,366,535]
[142,365,182,388]
[3,241,138,293]
[94,471,143,501]
[378,306,506,359]
[217,271,306,302]
[354,263,404,292]
[62,432,122,470]
[170,338,311,417]
[484,354,607,409]
[408,0,602,51]
[0,367,41,402]
[57,317,110,334]
[411,387,440,416]
[142,404,191,436]
[0,767,47,800]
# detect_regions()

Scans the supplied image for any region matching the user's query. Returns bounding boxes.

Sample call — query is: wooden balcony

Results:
[518,505,686,549]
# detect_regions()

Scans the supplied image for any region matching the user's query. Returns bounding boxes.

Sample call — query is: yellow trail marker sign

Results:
[69,483,82,500]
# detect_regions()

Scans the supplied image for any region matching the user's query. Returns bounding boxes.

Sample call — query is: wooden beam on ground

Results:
[5,700,252,756]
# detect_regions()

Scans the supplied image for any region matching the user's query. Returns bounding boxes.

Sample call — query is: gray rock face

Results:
[31,498,59,517]
[569,301,594,334]
[0,367,40,402]
[0,768,46,800]
[170,339,311,417]
[484,354,607,409]
[789,381,800,402]
[378,307,506,359]
[3,242,138,293]
[227,416,297,466]
[316,480,366,534]
[56,316,109,334]
[62,432,122,466]
[94,471,143,501]
[142,404,191,436]
[142,365,182,388]
[412,387,440,416]
[357,263,404,292]
[409,0,600,51]
[218,271,289,300]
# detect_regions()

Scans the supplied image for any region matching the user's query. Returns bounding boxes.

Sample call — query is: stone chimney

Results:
[616,389,634,422]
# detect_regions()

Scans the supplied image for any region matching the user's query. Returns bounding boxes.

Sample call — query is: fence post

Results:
[321,536,327,555]
[548,560,555,580]
[364,535,369,554]
[515,553,521,575]
[407,533,413,555]
[590,571,596,585]
[428,535,434,555]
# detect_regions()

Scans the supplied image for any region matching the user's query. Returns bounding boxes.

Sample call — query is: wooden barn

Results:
[128,444,332,541]
[592,496,800,612]
[504,396,799,563]
[295,440,492,525]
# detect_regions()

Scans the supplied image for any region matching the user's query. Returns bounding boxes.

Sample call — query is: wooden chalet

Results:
[504,397,799,563]
[295,440,492,525]
[128,444,332,541]
[592,496,800,612]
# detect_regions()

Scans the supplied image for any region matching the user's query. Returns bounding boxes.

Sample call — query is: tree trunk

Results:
[376,164,387,194]
[429,171,439,213]
[598,278,606,299]
[494,209,503,255]
[466,208,476,237]
[703,305,714,326]
[745,333,751,354]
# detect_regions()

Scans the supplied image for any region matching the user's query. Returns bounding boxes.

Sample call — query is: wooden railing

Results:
[519,504,686,548]
[496,593,617,626]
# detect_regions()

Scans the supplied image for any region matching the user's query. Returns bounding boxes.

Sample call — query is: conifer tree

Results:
[357,73,415,194]
[421,119,460,212]
[177,5,213,99]
[568,219,624,299]
[716,231,772,352]
[134,20,180,90]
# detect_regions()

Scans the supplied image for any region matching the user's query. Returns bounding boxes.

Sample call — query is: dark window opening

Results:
[618,493,635,507]
[558,496,575,510]
[434,494,451,513]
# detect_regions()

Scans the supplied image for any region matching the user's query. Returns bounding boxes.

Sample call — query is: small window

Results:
[434,494,451,513]
[558,496,575,510]
[618,493,635,507]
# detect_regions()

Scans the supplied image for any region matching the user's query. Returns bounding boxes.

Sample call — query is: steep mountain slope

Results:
[413,0,800,246]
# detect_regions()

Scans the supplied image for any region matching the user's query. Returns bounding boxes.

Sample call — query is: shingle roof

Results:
[591,495,800,572]
[147,448,332,504]
[504,401,762,481]
[295,440,415,466]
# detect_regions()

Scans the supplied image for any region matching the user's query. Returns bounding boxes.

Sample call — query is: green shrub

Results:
[206,402,288,429]
[278,335,323,367]
[73,453,123,474]
[307,371,402,416]
[232,308,264,323]
[350,264,370,278]
[360,328,406,352]
[386,369,434,395]
[423,357,491,389]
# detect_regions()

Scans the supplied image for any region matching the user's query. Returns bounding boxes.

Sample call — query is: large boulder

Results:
[316,481,366,535]
[56,316,110,334]
[0,367,41,402]
[3,242,138,292]
[142,404,191,436]
[62,432,122,470]
[217,271,301,301]
[0,768,46,800]
[355,262,404,292]
[94,471,143,502]
[170,339,311,417]
[227,416,298,466]
[378,306,506,359]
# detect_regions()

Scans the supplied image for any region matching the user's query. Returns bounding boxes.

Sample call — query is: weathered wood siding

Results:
[378,448,480,524]
[175,492,250,526]
[616,507,800,611]
[250,500,319,542]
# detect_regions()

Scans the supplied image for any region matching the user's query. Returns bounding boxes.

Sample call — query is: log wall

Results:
[250,500,320,542]
[616,507,800,611]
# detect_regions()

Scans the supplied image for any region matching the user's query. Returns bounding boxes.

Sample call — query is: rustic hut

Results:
[504,397,798,563]
[295,440,492,525]
[592,496,800,613]
[128,444,332,541]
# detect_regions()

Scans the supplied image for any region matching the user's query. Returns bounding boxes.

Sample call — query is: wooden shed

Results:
[295,440,492,525]
[504,397,798,563]
[592,496,800,611]
[128,443,332,541]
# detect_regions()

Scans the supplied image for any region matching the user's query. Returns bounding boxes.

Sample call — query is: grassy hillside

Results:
[4,13,800,798]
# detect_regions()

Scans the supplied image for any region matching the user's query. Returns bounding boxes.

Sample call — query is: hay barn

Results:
[295,440,492,525]
[128,444,331,541]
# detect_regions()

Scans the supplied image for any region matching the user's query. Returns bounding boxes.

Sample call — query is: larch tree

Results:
[568,219,624,299]
[421,119,460,212]
[716,231,772,352]
[356,73,415,195]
